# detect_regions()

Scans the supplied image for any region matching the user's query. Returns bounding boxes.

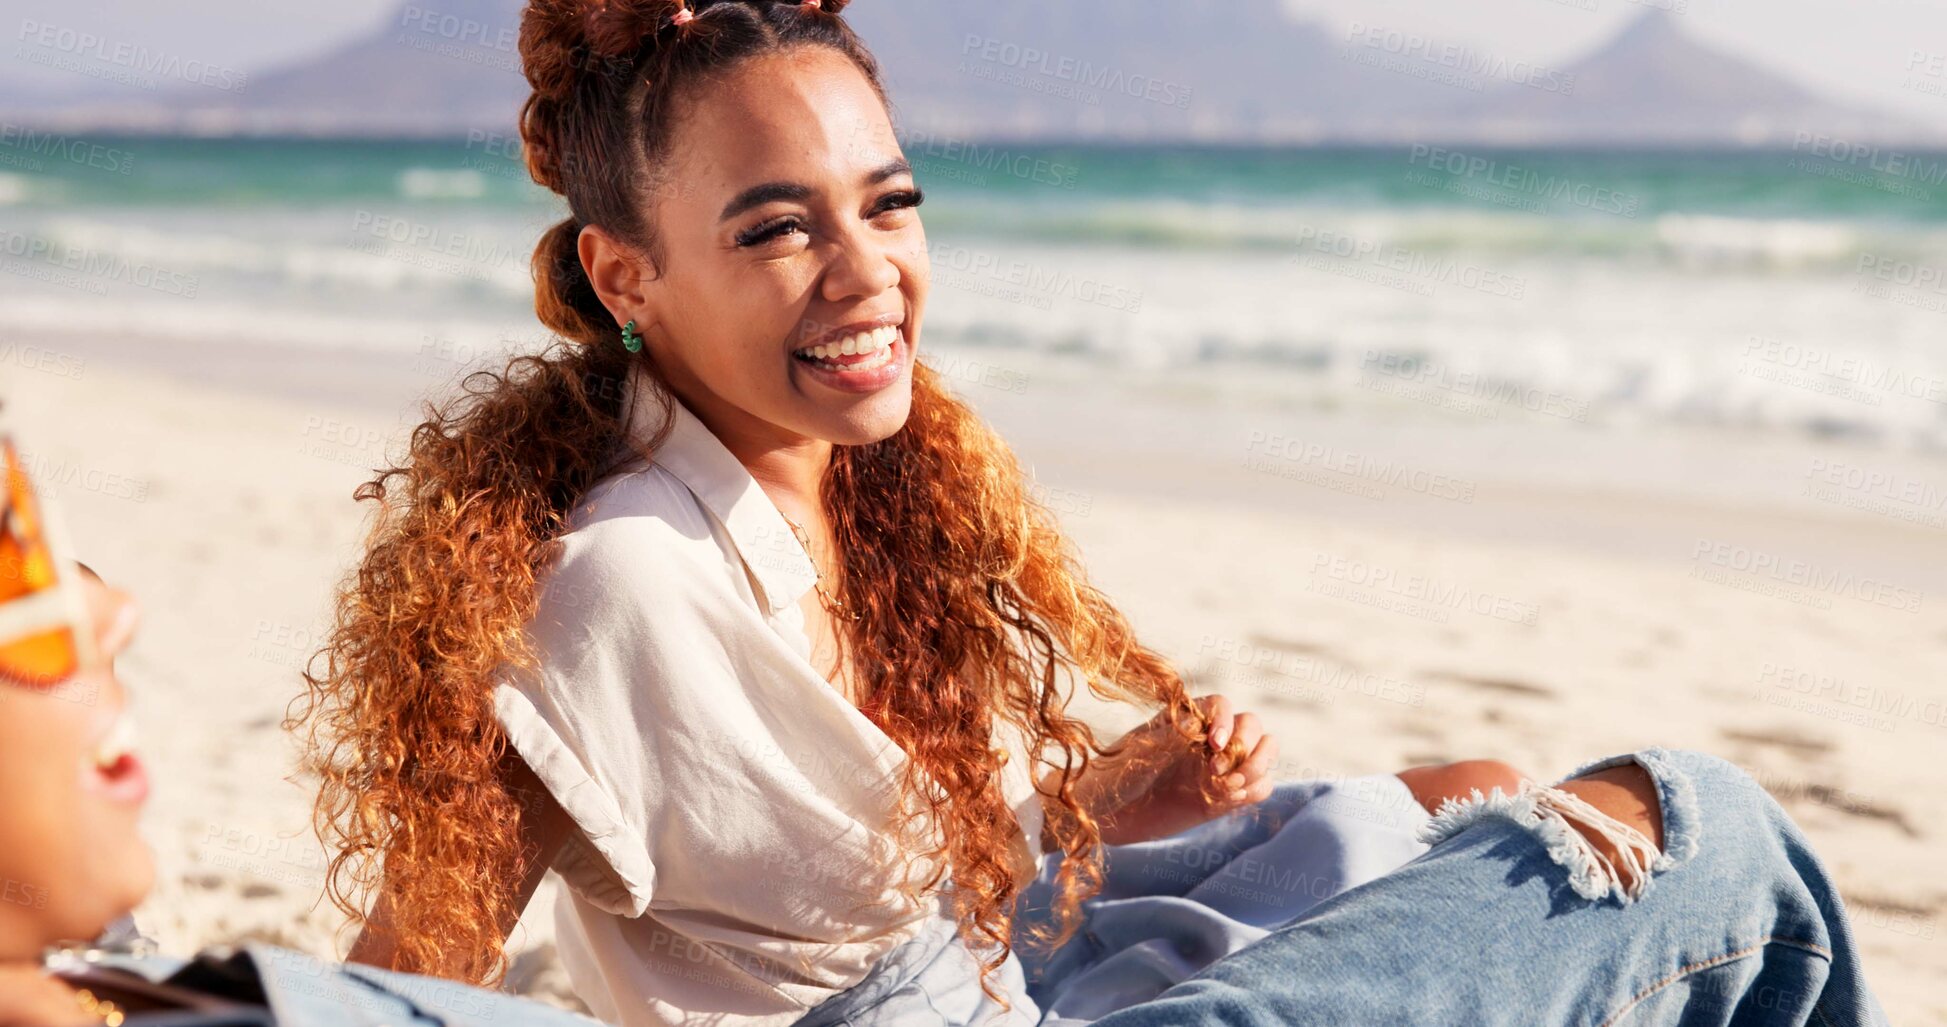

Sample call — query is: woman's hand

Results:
[1064,694,1279,846]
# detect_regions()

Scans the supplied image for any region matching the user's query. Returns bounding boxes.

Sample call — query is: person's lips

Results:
[86,710,149,805]
[790,313,910,395]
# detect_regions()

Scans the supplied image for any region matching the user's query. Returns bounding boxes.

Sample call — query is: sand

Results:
[9,336,1944,1024]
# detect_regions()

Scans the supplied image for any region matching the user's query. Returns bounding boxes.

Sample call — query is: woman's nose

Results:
[83,577,140,663]
[821,231,902,302]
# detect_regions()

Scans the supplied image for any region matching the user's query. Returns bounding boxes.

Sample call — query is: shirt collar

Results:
[620,363,821,616]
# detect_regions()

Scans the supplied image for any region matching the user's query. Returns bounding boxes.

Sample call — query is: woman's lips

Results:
[91,750,150,805]
[792,330,910,395]
[86,713,149,805]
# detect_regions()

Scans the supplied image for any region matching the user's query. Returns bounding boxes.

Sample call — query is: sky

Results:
[1281,0,1947,121]
[8,0,1947,121]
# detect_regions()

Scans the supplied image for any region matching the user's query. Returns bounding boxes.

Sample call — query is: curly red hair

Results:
[287,0,1213,998]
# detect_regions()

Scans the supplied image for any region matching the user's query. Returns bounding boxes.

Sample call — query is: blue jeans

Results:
[1089,747,1888,1026]
[796,748,1889,1026]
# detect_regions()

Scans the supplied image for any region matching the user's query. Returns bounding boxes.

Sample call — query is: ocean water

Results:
[4,138,1946,453]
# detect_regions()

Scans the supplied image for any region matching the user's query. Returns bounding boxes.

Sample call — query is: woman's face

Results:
[600,45,930,452]
[0,572,151,960]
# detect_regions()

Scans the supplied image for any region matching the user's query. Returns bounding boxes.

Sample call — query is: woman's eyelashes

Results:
[733,188,926,249]
[871,188,925,220]
[735,216,804,248]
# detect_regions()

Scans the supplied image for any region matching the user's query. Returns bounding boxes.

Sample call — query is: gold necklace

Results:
[780,513,859,622]
[73,987,125,1026]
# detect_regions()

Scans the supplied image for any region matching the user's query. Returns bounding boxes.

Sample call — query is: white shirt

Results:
[493,365,1045,1027]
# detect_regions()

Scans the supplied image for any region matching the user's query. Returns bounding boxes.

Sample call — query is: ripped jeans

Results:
[795,748,1888,1026]
[1086,747,1889,1027]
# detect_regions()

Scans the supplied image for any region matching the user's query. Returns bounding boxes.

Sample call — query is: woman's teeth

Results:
[94,713,138,772]
[794,325,898,370]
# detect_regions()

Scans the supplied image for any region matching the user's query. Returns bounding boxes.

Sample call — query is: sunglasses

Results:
[0,435,98,689]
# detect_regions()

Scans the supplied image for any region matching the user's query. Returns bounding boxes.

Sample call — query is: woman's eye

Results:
[736,217,805,248]
[873,189,925,218]
[735,191,922,247]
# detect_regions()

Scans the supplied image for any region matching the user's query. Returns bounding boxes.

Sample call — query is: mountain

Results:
[207,0,533,136]
[10,0,531,136]
[846,1,1428,141]
[2,2,1937,145]
[1433,11,1920,145]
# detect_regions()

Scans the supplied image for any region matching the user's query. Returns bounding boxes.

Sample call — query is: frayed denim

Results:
[795,748,1888,1027]
[1085,748,1888,1027]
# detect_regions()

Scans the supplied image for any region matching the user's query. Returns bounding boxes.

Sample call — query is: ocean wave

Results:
[0,173,31,206]
[931,198,1945,271]
[397,167,489,200]
[912,239,1947,455]
[28,216,534,300]
[0,292,530,357]
[1652,214,1861,269]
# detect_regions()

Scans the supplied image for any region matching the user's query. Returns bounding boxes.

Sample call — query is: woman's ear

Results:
[578,224,661,330]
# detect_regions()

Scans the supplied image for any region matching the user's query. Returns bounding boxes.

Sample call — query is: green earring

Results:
[620,319,643,354]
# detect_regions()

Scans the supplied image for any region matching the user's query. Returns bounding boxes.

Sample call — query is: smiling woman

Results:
[0,436,621,1026]
[571,46,929,445]
[289,0,1230,1018]
[282,3,1892,1027]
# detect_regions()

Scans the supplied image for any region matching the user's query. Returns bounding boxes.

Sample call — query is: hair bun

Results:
[582,0,679,60]
[519,0,866,194]
[520,0,674,105]
[520,0,682,191]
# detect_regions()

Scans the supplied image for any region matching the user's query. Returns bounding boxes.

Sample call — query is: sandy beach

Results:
[10,331,1945,1024]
